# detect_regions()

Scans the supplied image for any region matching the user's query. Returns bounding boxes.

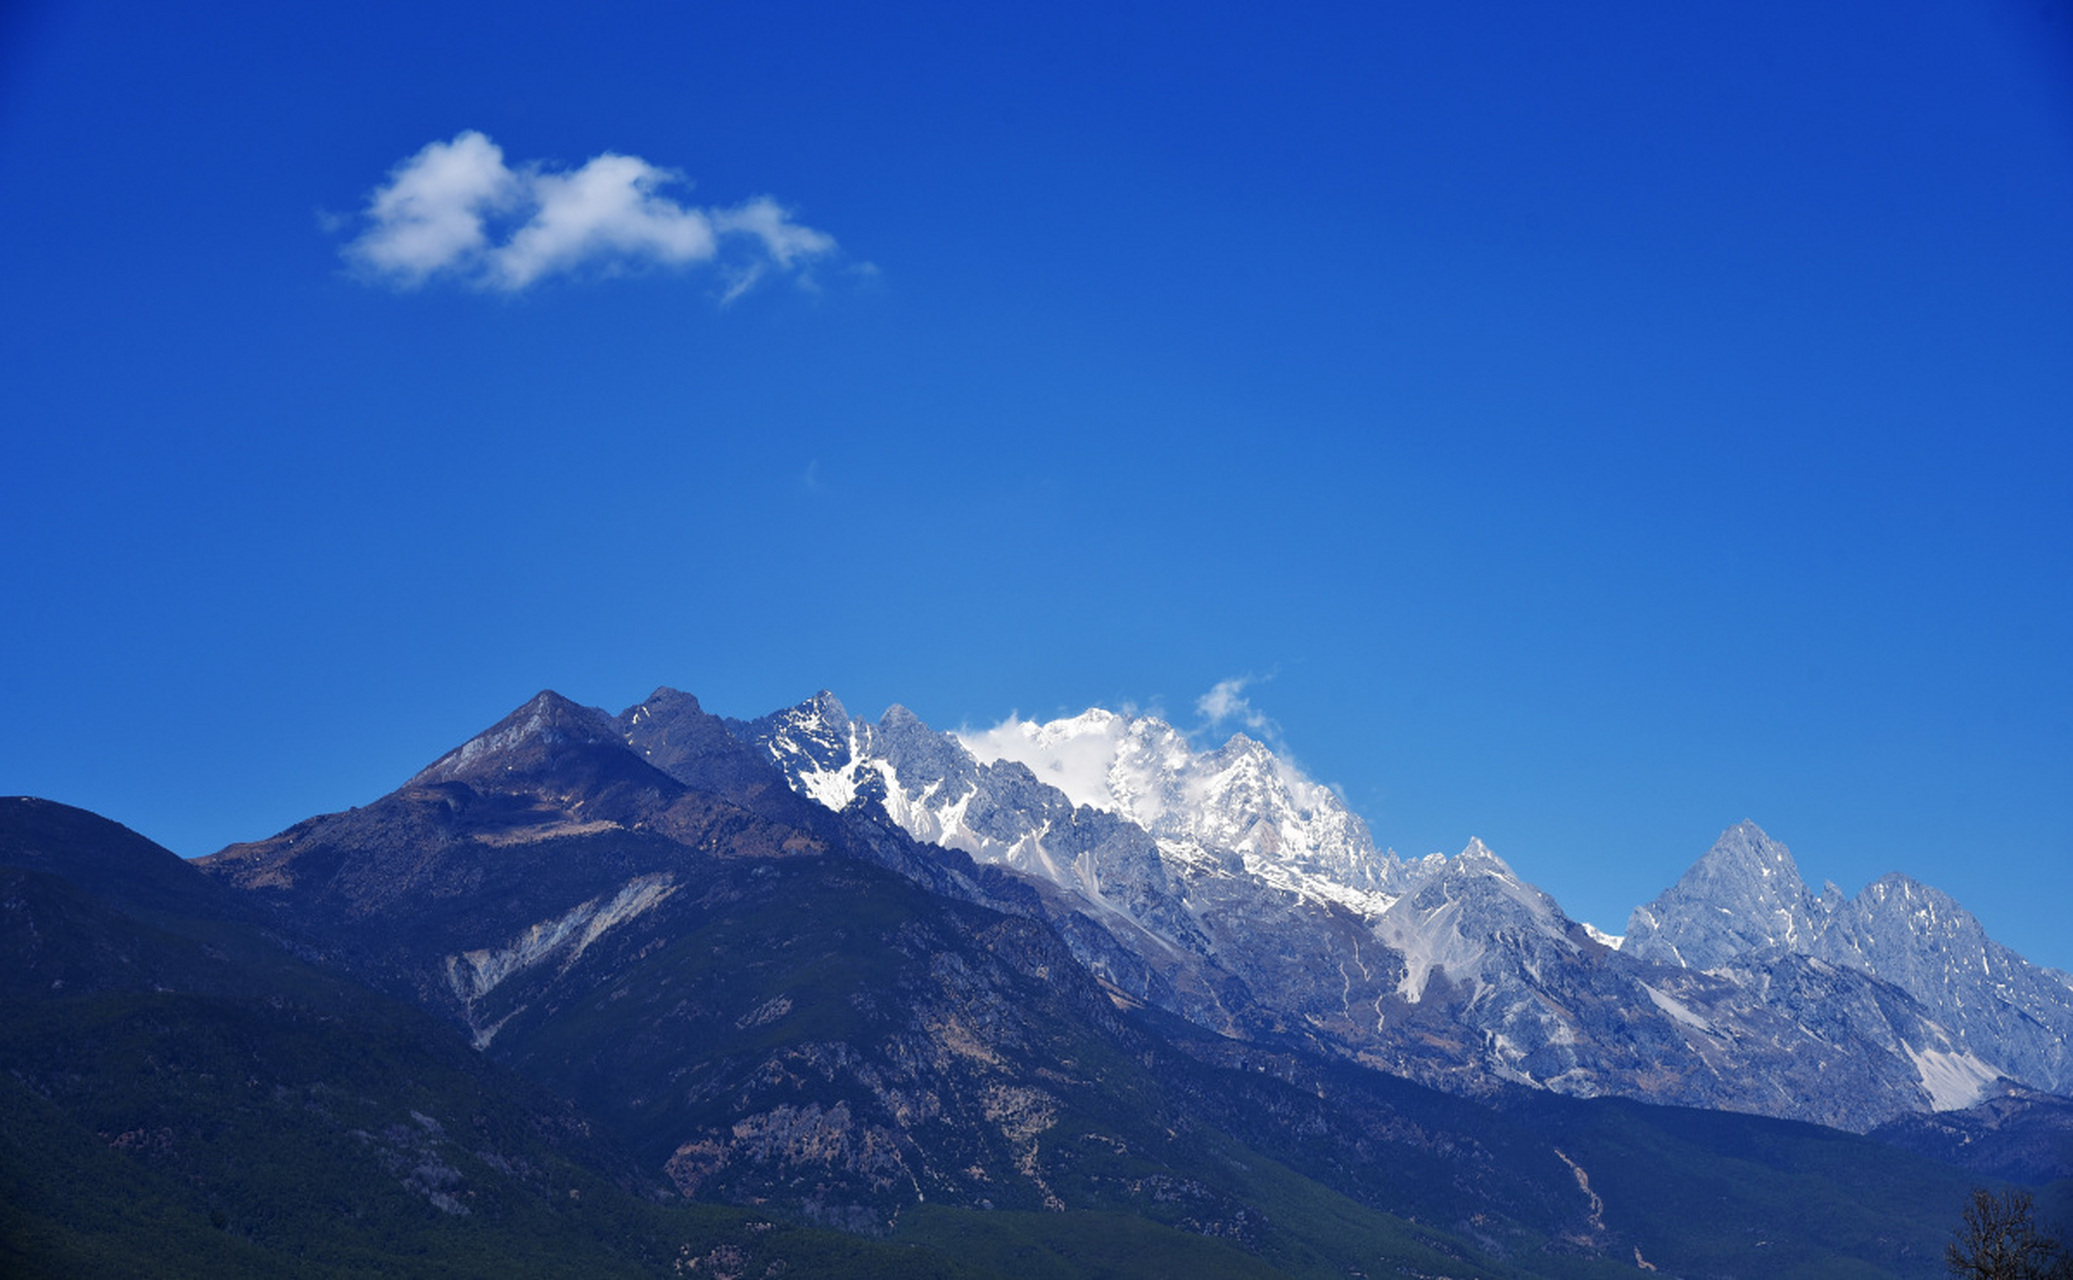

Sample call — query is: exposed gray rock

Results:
[725,693,2065,1131]
[1624,821,1821,969]
[1624,823,2073,1101]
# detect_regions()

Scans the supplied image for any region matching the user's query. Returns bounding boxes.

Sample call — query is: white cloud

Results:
[957,698,1347,827]
[349,132,519,284]
[1192,675,1346,805]
[341,131,837,295]
[491,153,715,289]
[1196,676,1273,734]
[955,710,1132,815]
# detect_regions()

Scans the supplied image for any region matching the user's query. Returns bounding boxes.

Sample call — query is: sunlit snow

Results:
[1581,923,1624,949]
[958,707,1393,895]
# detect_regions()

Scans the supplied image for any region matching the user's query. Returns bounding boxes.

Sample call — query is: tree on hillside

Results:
[1947,1187,2072,1280]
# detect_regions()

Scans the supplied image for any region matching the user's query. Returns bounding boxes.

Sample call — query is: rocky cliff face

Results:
[1819,875,2073,1098]
[1627,824,2073,1103]
[1624,820,1823,969]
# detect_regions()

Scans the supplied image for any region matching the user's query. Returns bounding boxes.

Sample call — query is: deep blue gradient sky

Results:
[4,1,2070,965]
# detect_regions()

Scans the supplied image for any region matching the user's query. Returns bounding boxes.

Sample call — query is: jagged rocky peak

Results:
[1396,838,1562,921]
[803,688,852,729]
[1851,872,1952,922]
[619,685,720,765]
[1392,836,1501,888]
[1178,731,1394,893]
[873,704,976,786]
[731,689,854,745]
[411,690,621,785]
[1817,872,2073,1033]
[772,690,856,749]
[615,685,798,804]
[878,702,923,729]
[1455,836,1507,871]
[618,685,735,749]
[1623,820,1820,970]
[723,690,872,813]
[1814,874,1981,985]
[1374,837,1577,1012]
[623,685,704,726]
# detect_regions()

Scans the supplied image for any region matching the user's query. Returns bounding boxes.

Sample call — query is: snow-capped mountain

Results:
[1626,822,2073,1103]
[957,709,1397,900]
[708,690,2063,1130]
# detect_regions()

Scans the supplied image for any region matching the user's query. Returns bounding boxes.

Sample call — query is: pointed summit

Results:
[624,686,704,729]
[724,690,868,812]
[807,689,850,724]
[618,687,810,814]
[877,703,925,734]
[1403,838,1544,905]
[1624,821,1819,970]
[1457,837,1507,870]
[411,691,621,786]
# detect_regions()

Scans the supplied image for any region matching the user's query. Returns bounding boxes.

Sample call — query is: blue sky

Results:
[3,1,2069,967]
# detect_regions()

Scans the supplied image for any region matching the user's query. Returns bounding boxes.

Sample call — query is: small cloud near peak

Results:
[1197,675,1275,737]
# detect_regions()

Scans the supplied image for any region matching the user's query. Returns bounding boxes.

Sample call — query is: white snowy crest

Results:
[956,703,1393,895]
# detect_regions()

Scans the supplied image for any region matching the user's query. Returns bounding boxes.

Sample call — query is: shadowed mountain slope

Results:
[0,797,983,1279]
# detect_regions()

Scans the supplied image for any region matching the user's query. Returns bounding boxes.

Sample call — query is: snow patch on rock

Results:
[1904,1043,2001,1111]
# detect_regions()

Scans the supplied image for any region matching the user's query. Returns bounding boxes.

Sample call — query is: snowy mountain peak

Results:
[736,691,867,811]
[956,706,1391,894]
[1205,730,1272,762]
[716,686,2073,1121]
[954,709,1120,813]
[1035,706,1129,738]
[1580,922,1625,949]
[1457,837,1505,869]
